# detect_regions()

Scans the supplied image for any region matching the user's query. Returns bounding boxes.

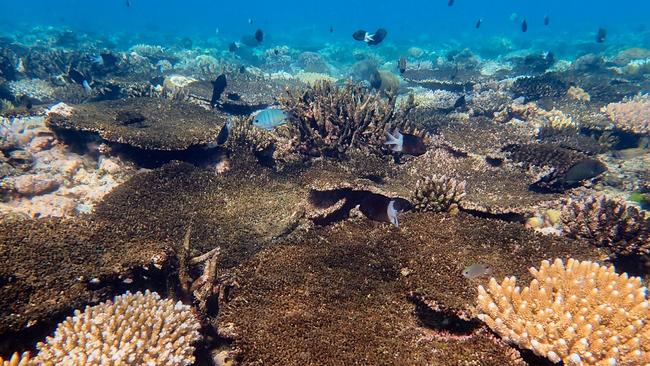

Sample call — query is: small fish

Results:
[252,108,288,130]
[228,42,239,52]
[596,28,607,43]
[214,121,231,146]
[125,0,130,7]
[248,18,253,25]
[462,264,492,279]
[521,19,528,32]
[544,15,550,26]
[369,70,382,89]
[398,56,407,74]
[358,193,410,228]
[68,68,85,85]
[329,25,334,33]
[215,28,219,35]
[352,28,387,46]
[448,0,454,6]
[82,80,92,94]
[90,54,104,65]
[385,130,427,156]
[211,74,227,107]
[254,29,264,43]
[475,19,482,29]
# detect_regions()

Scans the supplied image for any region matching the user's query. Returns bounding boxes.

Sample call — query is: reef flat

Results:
[1,24,649,365]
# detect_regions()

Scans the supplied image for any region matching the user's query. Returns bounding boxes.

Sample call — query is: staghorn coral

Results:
[279,80,403,158]
[0,353,33,366]
[560,194,650,259]
[35,290,201,366]
[602,94,650,135]
[477,258,650,366]
[411,174,466,214]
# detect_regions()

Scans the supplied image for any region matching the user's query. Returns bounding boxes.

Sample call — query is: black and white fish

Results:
[385,130,427,156]
[352,28,387,46]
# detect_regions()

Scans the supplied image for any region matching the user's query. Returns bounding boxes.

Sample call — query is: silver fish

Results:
[82,80,92,94]
[252,108,288,130]
[462,263,492,279]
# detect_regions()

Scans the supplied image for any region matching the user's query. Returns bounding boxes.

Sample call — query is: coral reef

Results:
[511,73,569,101]
[503,143,606,191]
[477,258,650,365]
[411,174,466,214]
[1,115,134,219]
[567,85,591,102]
[46,98,227,150]
[560,194,650,260]
[35,290,201,365]
[412,89,463,112]
[218,213,600,365]
[602,94,650,135]
[279,80,401,158]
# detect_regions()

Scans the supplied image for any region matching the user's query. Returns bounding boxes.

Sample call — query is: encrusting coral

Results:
[411,174,466,214]
[477,258,650,366]
[35,290,201,366]
[279,80,406,158]
[560,194,650,260]
[602,94,650,135]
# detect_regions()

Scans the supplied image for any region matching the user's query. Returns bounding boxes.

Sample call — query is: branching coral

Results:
[602,94,650,135]
[495,102,575,129]
[35,290,201,366]
[411,174,466,214]
[560,194,650,259]
[279,80,407,158]
[567,86,591,102]
[0,353,33,366]
[477,258,650,366]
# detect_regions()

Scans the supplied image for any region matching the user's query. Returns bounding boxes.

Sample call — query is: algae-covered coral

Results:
[2,8,650,366]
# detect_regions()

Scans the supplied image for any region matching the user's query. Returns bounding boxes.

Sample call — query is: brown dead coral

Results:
[279,80,414,159]
[560,194,650,260]
[411,174,466,214]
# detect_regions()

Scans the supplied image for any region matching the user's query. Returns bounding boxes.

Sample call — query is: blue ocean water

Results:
[2,0,649,58]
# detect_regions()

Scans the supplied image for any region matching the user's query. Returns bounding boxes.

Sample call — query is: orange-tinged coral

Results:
[477,258,650,366]
[602,94,650,135]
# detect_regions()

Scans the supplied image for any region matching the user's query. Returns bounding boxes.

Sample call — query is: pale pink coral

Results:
[602,94,650,134]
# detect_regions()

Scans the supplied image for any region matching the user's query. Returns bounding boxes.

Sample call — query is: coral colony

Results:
[1,2,650,365]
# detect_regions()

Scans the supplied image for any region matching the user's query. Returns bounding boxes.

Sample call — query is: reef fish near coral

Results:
[462,263,492,279]
[352,28,387,46]
[561,159,607,186]
[252,108,288,130]
[211,74,227,107]
[385,130,427,156]
[358,193,410,228]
